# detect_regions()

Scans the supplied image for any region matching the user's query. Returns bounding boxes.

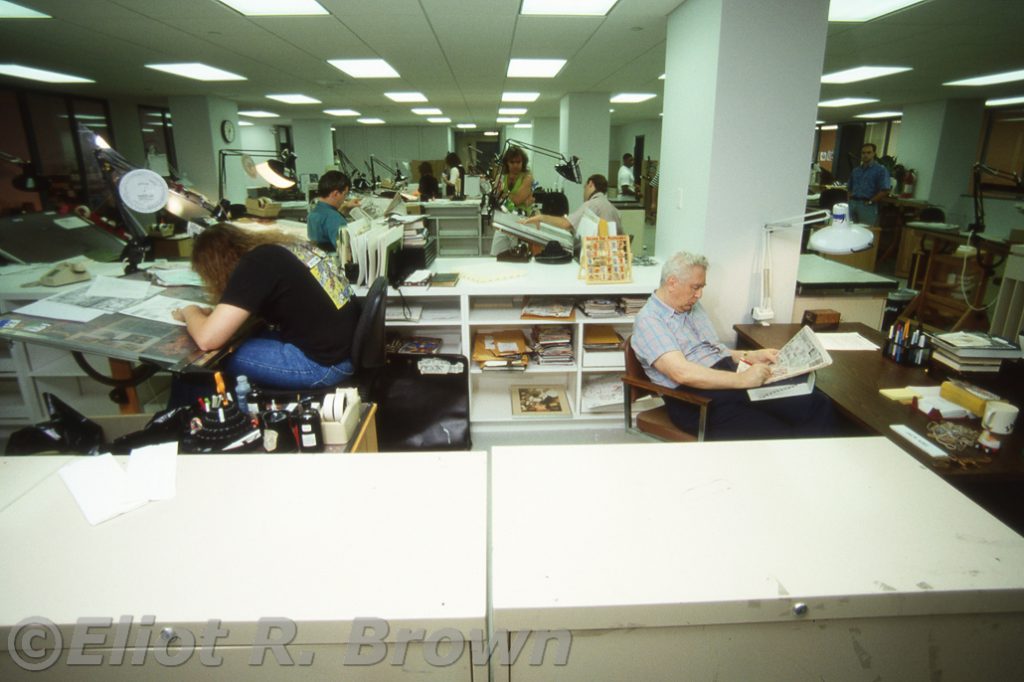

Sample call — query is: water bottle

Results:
[234,375,253,416]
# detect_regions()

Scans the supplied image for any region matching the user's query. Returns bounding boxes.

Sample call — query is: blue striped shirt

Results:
[631,294,730,388]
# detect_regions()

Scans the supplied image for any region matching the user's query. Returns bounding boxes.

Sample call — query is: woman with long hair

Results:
[172,223,358,389]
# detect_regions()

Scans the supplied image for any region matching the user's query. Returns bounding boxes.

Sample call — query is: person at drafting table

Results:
[519,174,622,235]
[631,251,838,440]
[171,223,357,389]
[489,145,536,255]
[306,171,360,251]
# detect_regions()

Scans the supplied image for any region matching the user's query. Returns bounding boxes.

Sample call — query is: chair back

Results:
[624,337,654,400]
[350,276,388,375]
[919,206,946,223]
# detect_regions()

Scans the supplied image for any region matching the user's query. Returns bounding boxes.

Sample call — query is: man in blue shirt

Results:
[631,251,838,440]
[847,143,890,225]
[307,171,359,251]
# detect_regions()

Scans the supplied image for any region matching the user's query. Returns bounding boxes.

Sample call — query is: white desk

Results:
[490,438,1024,680]
[794,253,898,328]
[0,452,487,680]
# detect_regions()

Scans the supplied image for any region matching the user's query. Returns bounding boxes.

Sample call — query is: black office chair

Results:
[919,207,946,223]
[346,276,388,400]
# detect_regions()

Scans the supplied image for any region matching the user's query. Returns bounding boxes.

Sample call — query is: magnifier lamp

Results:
[753,206,874,323]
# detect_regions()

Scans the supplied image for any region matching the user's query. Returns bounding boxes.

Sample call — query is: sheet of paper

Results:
[815,333,880,351]
[150,268,203,287]
[53,216,90,230]
[120,294,197,326]
[14,299,105,323]
[58,454,149,525]
[86,275,152,300]
[126,442,178,501]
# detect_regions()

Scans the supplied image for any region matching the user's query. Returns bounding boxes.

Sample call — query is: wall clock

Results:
[220,119,236,143]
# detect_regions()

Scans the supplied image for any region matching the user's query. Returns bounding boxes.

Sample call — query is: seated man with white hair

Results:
[631,251,839,440]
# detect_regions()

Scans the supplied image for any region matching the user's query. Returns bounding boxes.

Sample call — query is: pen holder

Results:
[184,401,262,453]
[884,338,931,367]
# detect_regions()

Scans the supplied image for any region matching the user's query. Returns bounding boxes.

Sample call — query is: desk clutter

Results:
[927,330,1023,375]
[883,320,931,366]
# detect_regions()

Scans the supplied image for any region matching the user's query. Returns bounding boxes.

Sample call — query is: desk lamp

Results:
[484,139,581,224]
[217,149,296,204]
[0,151,40,191]
[334,148,371,191]
[968,162,1024,235]
[367,155,407,190]
[753,207,873,323]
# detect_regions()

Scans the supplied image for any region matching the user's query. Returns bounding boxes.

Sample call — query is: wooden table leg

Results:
[108,359,142,414]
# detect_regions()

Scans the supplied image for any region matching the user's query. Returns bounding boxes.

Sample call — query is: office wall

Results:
[168,95,239,202]
[333,125,449,173]
[532,117,560,191]
[611,120,662,164]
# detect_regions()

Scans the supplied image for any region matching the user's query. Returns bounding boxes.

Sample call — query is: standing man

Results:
[631,251,838,440]
[307,171,359,251]
[847,143,890,225]
[520,174,621,235]
[618,153,637,196]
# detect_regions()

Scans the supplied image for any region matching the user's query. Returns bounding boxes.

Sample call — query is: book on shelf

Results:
[521,297,576,321]
[931,350,1002,373]
[402,269,432,287]
[929,331,1022,359]
[394,336,443,355]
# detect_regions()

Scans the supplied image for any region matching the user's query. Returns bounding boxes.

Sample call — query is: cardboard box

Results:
[801,308,841,330]
[150,235,193,259]
[245,197,282,218]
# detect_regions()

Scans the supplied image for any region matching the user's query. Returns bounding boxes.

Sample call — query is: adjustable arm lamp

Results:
[217,149,295,204]
[335,148,370,191]
[753,208,874,323]
[502,138,581,185]
[367,155,406,189]
[969,162,1024,235]
[0,151,40,191]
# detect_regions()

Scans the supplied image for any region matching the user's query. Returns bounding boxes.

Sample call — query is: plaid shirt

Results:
[631,294,729,388]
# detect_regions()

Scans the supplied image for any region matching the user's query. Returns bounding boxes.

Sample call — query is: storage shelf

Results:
[471,363,575,375]
[580,364,625,373]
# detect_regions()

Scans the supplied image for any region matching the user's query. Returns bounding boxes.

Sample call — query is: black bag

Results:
[6,393,104,455]
[374,354,471,451]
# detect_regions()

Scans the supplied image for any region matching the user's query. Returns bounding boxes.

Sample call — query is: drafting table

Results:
[0,211,126,264]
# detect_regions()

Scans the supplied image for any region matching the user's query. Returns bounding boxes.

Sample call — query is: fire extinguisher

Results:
[901,169,916,198]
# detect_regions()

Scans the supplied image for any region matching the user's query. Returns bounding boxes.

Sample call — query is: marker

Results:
[214,371,226,396]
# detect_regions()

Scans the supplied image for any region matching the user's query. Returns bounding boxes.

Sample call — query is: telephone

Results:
[39,262,91,287]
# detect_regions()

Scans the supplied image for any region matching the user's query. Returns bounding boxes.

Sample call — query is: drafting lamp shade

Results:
[807,221,874,254]
[255,159,295,189]
[554,155,582,184]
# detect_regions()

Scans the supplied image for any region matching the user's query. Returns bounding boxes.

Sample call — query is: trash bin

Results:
[880,288,917,331]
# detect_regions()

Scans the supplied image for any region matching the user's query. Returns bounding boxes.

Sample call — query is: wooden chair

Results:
[621,336,711,442]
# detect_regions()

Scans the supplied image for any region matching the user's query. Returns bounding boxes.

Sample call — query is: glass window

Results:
[0,89,41,214]
[979,108,1024,192]
[139,106,176,177]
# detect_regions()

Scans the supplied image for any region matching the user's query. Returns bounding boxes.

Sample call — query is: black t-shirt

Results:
[220,244,358,365]
[418,174,440,200]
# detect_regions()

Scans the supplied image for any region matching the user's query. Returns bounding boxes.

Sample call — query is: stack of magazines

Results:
[531,325,574,366]
[578,298,618,318]
[472,330,529,370]
[521,297,575,320]
[619,296,647,316]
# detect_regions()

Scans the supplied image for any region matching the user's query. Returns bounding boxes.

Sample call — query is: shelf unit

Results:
[379,257,660,432]
[419,200,486,256]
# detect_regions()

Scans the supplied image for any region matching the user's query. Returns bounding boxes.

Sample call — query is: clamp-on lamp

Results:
[969,162,1024,235]
[753,207,873,323]
[218,148,296,203]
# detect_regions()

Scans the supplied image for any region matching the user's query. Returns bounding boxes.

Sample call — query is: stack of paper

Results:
[472,330,529,370]
[531,325,574,365]
[579,298,618,317]
[619,296,647,316]
[521,297,575,320]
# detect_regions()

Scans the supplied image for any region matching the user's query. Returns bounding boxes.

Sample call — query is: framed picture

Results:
[511,385,572,417]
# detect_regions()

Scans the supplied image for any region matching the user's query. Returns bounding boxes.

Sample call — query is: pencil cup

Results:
[883,338,930,367]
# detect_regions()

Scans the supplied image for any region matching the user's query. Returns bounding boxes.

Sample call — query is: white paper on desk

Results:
[150,268,203,287]
[126,442,177,501]
[120,294,197,326]
[58,454,149,525]
[86,275,152,300]
[14,299,105,323]
[53,216,89,229]
[815,333,880,351]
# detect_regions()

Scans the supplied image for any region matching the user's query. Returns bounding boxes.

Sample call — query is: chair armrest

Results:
[621,375,710,408]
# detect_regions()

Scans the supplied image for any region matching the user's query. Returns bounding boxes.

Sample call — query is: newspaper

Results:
[763,325,833,384]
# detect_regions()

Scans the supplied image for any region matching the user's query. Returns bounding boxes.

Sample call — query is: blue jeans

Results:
[848,199,878,226]
[225,331,354,390]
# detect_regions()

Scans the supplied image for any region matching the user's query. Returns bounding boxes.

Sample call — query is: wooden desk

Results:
[733,322,1023,478]
[491,441,1024,680]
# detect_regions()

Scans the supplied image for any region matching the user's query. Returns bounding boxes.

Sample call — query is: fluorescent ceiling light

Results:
[266,94,321,104]
[987,95,1024,107]
[609,109,615,113]
[507,58,566,78]
[141,128,155,133]
[385,91,427,102]
[323,108,360,116]
[815,120,825,124]
[0,64,92,83]
[520,0,617,16]
[828,0,927,22]
[146,63,245,81]
[821,66,911,84]
[238,121,254,126]
[484,131,499,136]
[427,117,451,123]
[502,92,540,103]
[610,93,656,103]
[456,123,477,129]
[496,117,519,123]
[0,1,50,18]
[499,107,527,115]
[820,124,838,130]
[855,111,902,119]
[658,73,665,80]
[514,123,533,129]
[818,97,878,107]
[215,0,327,15]
[412,107,442,115]
[358,118,385,125]
[945,69,1024,87]
[238,110,279,118]
[328,59,399,78]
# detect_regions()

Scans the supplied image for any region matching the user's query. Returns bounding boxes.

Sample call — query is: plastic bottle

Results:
[234,375,252,416]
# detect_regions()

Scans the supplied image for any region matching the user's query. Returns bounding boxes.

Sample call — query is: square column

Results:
[657,0,828,335]
[560,93,611,211]
[292,119,334,192]
[168,95,239,201]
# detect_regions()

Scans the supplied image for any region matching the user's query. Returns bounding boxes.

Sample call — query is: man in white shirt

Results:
[617,153,636,196]
[521,174,621,234]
